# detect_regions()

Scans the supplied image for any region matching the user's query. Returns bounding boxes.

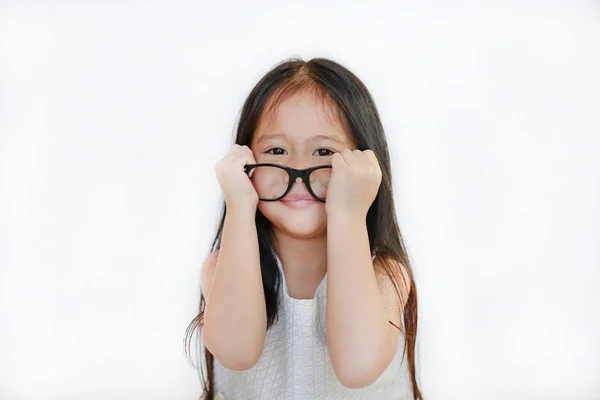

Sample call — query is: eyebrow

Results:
[256,133,345,145]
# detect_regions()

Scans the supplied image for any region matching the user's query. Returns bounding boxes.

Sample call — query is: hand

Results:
[215,144,259,210]
[325,149,382,216]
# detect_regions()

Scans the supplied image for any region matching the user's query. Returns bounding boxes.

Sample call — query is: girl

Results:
[185,57,422,400]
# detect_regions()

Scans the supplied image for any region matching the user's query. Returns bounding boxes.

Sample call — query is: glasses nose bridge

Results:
[279,165,327,203]
[288,167,311,183]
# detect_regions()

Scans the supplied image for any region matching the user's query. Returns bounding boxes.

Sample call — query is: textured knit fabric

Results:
[212,254,413,399]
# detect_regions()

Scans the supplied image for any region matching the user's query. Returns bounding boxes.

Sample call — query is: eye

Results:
[266,147,287,155]
[314,148,334,156]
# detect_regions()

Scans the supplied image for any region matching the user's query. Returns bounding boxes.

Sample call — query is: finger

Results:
[230,147,256,168]
[363,149,379,168]
[350,149,371,170]
[339,148,354,164]
[354,149,369,163]
[234,145,251,155]
[241,149,256,165]
[331,152,344,168]
[243,152,258,176]
[227,145,244,158]
[231,144,252,156]
[364,150,382,181]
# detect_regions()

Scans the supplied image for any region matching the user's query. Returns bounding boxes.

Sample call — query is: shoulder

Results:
[201,249,220,297]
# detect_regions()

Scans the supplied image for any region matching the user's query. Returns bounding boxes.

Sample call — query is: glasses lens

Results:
[309,167,331,201]
[248,166,289,200]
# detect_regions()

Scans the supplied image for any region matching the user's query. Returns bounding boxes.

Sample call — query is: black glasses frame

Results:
[244,163,332,203]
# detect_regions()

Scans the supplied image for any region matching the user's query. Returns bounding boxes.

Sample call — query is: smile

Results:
[280,198,319,209]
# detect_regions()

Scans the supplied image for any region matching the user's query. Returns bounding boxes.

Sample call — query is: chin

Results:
[259,202,327,239]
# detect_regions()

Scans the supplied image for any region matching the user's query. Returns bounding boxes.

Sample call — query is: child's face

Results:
[250,88,356,239]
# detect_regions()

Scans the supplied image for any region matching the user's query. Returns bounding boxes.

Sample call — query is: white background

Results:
[1,1,599,399]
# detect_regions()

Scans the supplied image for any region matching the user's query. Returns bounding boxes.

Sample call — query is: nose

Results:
[286,153,313,169]
[282,172,304,186]
[287,166,309,191]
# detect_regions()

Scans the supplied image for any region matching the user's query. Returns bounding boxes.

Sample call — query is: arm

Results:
[326,211,409,388]
[324,148,410,388]
[201,203,267,370]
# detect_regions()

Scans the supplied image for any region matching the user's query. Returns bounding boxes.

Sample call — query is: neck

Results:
[271,228,328,277]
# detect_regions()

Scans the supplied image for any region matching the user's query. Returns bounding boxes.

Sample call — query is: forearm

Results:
[326,211,391,385]
[203,204,266,368]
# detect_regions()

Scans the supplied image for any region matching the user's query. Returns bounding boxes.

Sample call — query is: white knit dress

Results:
[212,254,413,400]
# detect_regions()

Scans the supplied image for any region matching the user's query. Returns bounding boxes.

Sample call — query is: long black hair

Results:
[185,57,422,400]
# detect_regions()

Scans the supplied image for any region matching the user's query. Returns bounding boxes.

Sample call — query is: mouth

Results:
[280,196,319,209]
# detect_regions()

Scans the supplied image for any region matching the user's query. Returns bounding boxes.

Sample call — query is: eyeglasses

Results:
[244,163,332,202]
